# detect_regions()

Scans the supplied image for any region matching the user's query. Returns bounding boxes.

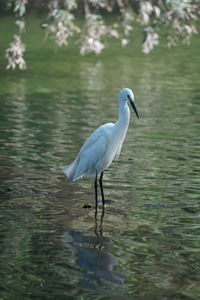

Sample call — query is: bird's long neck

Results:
[118,99,130,127]
[114,99,130,142]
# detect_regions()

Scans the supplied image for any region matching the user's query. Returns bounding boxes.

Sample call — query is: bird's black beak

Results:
[128,95,140,119]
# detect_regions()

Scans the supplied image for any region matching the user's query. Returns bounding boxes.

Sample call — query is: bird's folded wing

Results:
[73,134,107,179]
[64,133,107,180]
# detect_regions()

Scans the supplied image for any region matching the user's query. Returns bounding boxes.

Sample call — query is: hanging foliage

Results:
[4,0,200,70]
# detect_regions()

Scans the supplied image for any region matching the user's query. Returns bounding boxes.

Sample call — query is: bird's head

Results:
[119,88,139,119]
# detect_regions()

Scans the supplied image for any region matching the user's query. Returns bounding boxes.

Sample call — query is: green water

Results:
[0,17,200,300]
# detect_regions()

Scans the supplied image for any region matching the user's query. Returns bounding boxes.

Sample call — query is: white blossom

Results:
[121,38,129,47]
[5,35,27,70]
[142,27,159,54]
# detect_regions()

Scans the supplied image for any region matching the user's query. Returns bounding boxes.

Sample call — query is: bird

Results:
[64,88,139,206]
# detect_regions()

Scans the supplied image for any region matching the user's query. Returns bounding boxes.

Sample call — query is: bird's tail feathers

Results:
[63,160,78,181]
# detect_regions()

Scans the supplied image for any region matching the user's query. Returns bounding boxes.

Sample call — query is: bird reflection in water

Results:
[63,205,126,293]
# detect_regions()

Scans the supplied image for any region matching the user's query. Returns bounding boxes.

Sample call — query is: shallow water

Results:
[0,17,200,300]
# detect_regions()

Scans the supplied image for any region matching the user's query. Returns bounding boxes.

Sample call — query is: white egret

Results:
[64,88,139,206]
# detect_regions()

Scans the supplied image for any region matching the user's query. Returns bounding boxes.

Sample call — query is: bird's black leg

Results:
[99,171,105,206]
[95,171,98,210]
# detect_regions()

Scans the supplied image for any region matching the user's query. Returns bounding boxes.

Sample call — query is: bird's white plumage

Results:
[64,88,138,181]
